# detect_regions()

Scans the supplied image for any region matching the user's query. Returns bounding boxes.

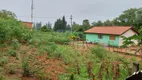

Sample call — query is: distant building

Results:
[22,21,33,29]
[84,26,138,47]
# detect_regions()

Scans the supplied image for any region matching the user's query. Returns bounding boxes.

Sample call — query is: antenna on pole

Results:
[70,15,73,33]
[31,0,34,23]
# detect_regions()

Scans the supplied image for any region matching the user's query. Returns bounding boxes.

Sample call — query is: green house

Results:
[84,26,138,47]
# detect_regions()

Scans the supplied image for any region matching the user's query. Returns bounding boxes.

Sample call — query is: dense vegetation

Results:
[0,18,139,80]
[0,8,142,80]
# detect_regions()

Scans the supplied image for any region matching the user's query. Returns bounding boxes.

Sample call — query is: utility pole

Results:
[31,0,34,23]
[70,15,73,33]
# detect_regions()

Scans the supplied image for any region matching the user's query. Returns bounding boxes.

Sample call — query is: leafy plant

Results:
[8,64,15,74]
[0,56,8,67]
[21,53,45,77]
[11,39,21,50]
[0,75,5,80]
[22,57,31,77]
[37,70,49,80]
[0,18,32,44]
[91,45,108,59]
[7,50,17,57]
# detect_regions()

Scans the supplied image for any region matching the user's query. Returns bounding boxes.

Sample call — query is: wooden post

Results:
[132,62,139,74]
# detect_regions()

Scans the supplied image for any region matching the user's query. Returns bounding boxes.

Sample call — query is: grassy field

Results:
[0,19,141,80]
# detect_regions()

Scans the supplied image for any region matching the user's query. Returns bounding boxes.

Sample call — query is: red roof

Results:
[22,21,33,29]
[85,26,138,35]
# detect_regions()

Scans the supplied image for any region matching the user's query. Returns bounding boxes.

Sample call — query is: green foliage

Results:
[40,25,52,32]
[8,64,15,74]
[112,8,142,30]
[0,75,5,80]
[92,20,103,26]
[22,57,30,77]
[54,16,67,32]
[90,7,142,30]
[21,53,44,77]
[11,39,21,50]
[72,22,81,32]
[91,45,108,59]
[103,20,113,26]
[37,70,49,80]
[0,9,16,20]
[82,19,91,31]
[7,50,17,57]
[59,74,87,80]
[0,19,32,43]
[0,56,8,67]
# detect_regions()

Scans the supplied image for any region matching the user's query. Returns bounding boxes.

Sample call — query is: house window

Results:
[110,35,116,40]
[98,34,103,39]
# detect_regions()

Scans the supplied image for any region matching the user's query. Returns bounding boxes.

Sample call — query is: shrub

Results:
[8,64,15,74]
[0,19,32,43]
[0,56,8,67]
[11,39,21,50]
[7,50,17,57]
[37,70,49,80]
[21,54,45,77]
[0,75,5,80]
[91,45,108,59]
[22,57,31,77]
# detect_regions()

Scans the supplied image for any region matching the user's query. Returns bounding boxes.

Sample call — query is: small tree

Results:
[40,25,52,32]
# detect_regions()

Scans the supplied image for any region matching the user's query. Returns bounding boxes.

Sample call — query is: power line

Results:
[18,16,71,19]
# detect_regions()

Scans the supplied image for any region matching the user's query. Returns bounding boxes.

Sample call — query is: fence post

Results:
[132,62,139,74]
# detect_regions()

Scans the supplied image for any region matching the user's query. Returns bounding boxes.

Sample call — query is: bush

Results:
[7,50,17,57]
[0,56,8,67]
[0,75,5,80]
[8,64,15,74]
[21,54,44,77]
[11,39,21,50]
[22,57,31,77]
[0,19,32,43]
[91,45,108,59]
[37,70,49,80]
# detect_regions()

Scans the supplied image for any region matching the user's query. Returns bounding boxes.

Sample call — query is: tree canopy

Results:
[0,9,16,19]
[54,16,67,32]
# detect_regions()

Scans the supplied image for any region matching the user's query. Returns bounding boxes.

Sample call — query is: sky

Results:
[0,0,142,25]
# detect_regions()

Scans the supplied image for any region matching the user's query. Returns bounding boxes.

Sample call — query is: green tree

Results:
[112,8,142,29]
[40,25,50,32]
[66,24,71,31]
[117,8,138,26]
[72,22,81,32]
[82,19,90,30]
[112,18,121,26]
[103,20,113,26]
[92,20,103,26]
[54,16,67,32]
[0,9,16,19]
[62,16,67,32]
[54,19,62,32]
